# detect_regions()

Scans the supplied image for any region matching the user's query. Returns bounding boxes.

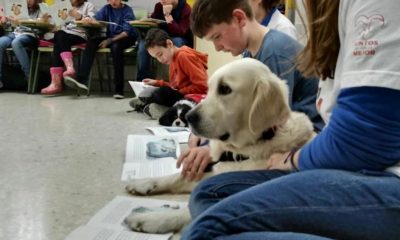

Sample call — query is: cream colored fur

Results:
[125,58,315,234]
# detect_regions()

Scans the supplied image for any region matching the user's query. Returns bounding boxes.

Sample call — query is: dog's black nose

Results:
[186,111,200,126]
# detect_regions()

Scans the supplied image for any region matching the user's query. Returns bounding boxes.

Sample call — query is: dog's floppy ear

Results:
[248,79,290,135]
[159,107,175,126]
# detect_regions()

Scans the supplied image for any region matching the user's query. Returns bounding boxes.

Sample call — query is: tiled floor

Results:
[0,92,187,240]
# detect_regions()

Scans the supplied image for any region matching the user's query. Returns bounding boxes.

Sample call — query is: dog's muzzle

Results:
[186,110,201,133]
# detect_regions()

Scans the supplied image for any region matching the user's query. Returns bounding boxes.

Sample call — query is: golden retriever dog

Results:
[125,58,315,234]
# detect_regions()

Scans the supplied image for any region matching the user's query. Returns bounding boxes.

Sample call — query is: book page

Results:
[88,196,186,228]
[128,81,158,97]
[146,127,190,144]
[122,135,182,180]
[65,196,186,240]
[4,0,29,19]
[65,225,172,240]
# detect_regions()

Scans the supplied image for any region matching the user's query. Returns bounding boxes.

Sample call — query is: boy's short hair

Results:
[191,0,254,38]
[144,28,172,49]
[261,0,281,11]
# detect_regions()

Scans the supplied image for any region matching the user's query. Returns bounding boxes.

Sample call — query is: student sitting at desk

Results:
[63,0,137,99]
[41,0,96,95]
[0,0,41,89]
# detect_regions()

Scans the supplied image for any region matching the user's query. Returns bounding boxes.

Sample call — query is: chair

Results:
[86,46,137,96]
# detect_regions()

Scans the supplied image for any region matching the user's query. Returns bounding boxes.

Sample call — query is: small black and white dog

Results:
[159,99,196,127]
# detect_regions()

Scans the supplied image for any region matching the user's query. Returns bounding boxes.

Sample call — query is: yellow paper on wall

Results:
[187,0,195,7]
[44,0,54,6]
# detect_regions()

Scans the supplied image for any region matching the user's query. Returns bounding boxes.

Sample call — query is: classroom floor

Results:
[0,92,188,240]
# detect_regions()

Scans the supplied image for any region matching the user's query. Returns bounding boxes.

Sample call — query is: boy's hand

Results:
[142,78,157,85]
[98,38,112,48]
[177,146,212,181]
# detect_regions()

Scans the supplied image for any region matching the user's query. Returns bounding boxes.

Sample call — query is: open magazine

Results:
[65,196,187,240]
[121,135,182,181]
[146,127,190,144]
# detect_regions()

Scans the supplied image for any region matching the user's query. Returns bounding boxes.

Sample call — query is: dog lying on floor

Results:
[158,99,197,127]
[125,58,315,234]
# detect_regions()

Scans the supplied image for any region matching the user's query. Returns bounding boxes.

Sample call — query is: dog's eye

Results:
[218,83,232,95]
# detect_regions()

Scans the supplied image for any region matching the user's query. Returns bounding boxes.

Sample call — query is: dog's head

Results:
[159,99,196,127]
[186,58,290,148]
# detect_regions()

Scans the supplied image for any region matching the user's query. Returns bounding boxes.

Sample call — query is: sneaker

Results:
[113,93,124,99]
[64,76,88,91]
[143,103,169,120]
[129,97,146,109]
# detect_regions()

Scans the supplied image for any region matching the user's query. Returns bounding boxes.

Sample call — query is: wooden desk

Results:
[75,20,104,30]
[18,19,54,32]
[129,20,159,39]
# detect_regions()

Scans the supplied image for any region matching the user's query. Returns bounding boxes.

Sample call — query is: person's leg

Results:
[110,37,133,97]
[0,34,13,83]
[52,30,86,77]
[171,37,188,48]
[142,86,185,119]
[188,170,288,218]
[182,169,400,240]
[218,232,332,240]
[146,86,184,106]
[76,36,104,85]
[136,39,152,81]
[11,34,37,77]
[63,37,103,91]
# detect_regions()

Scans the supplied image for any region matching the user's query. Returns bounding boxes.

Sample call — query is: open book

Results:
[146,127,190,144]
[128,81,158,98]
[65,196,187,240]
[121,135,182,181]
[129,18,166,27]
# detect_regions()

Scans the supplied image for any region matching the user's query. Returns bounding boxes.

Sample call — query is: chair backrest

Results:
[134,9,149,20]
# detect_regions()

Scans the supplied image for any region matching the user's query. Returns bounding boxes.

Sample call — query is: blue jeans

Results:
[136,36,187,81]
[182,169,400,240]
[0,33,37,78]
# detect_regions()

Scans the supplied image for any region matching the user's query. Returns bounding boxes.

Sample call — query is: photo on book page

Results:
[146,126,190,143]
[65,196,186,240]
[4,0,29,19]
[121,135,182,180]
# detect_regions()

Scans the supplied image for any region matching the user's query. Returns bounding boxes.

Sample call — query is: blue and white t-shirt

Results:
[300,0,400,176]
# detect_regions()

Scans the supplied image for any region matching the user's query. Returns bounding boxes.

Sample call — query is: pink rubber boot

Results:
[60,51,76,78]
[41,67,64,95]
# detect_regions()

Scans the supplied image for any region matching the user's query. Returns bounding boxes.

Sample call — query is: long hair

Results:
[297,0,340,80]
[28,0,41,14]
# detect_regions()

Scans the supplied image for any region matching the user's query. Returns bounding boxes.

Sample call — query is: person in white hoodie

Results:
[248,0,297,39]
[41,0,95,95]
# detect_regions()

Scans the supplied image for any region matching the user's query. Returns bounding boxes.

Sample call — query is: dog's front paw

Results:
[125,179,158,195]
[124,211,183,234]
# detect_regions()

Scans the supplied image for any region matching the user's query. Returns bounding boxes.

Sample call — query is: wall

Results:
[195,38,239,76]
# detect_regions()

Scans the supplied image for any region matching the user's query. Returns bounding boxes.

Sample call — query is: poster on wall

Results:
[4,0,29,19]
[39,0,72,26]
